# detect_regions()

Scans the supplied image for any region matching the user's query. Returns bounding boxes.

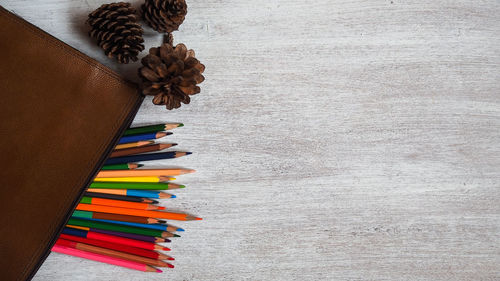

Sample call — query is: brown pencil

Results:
[56,238,173,267]
[110,143,177,158]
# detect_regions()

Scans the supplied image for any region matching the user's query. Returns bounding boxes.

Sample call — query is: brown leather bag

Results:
[0,6,143,281]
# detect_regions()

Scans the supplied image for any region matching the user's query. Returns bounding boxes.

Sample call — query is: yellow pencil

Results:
[93,176,175,183]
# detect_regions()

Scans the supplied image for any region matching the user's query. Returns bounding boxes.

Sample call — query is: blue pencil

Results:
[62,227,87,238]
[104,151,191,165]
[72,216,184,232]
[86,189,175,199]
[126,190,175,199]
[117,131,171,144]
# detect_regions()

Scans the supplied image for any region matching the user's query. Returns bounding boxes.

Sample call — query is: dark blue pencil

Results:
[117,132,171,144]
[104,151,191,165]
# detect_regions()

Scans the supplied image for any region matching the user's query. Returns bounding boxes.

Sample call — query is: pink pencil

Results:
[51,244,162,272]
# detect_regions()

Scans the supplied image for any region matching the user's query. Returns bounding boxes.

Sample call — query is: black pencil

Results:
[104,151,191,165]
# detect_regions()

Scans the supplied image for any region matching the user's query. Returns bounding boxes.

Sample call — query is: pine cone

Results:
[138,38,205,110]
[87,2,145,64]
[142,0,187,33]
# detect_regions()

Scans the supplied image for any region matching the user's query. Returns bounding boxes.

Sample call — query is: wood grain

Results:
[2,0,499,280]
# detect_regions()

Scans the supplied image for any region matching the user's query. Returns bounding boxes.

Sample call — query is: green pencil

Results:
[101,163,142,170]
[67,218,179,238]
[89,182,184,190]
[124,123,183,136]
[71,210,164,224]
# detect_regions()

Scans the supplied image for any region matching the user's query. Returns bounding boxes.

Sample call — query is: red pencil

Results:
[59,234,173,260]
[63,228,170,251]
[55,239,173,268]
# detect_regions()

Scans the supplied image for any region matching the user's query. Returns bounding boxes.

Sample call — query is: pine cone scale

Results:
[140,68,161,82]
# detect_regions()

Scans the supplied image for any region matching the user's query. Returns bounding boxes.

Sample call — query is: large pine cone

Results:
[87,2,145,64]
[142,0,187,33]
[138,38,205,110]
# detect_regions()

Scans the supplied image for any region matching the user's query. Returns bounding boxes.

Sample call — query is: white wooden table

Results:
[2,0,499,280]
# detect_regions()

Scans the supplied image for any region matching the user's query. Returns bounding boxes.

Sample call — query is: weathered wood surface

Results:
[2,0,499,280]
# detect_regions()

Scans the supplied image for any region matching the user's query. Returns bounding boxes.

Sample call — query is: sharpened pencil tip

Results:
[178,123,184,127]
[158,220,166,223]
[166,132,173,135]
[172,143,178,146]
[163,247,171,251]
[174,234,181,237]
[137,164,144,167]
[156,269,163,273]
[179,185,185,189]
[177,228,184,232]
[168,257,175,261]
[171,195,176,198]
[164,239,171,243]
[186,152,192,155]
[196,217,203,220]
[158,207,166,210]
[167,263,175,268]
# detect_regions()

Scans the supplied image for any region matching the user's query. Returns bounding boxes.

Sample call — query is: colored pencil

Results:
[110,143,177,158]
[80,197,164,210]
[56,238,173,267]
[124,123,183,136]
[76,203,202,221]
[115,141,154,150]
[90,228,170,243]
[104,151,191,165]
[101,163,142,170]
[96,169,195,178]
[118,132,171,144]
[89,182,184,190]
[72,210,164,224]
[86,189,175,199]
[73,217,181,232]
[68,218,178,238]
[59,234,174,260]
[94,176,175,183]
[66,225,170,243]
[61,227,169,251]
[52,243,162,272]
[84,192,158,204]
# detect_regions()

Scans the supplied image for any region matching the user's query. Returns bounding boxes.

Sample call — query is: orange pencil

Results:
[81,196,165,211]
[76,203,202,221]
[96,169,195,178]
[114,141,154,150]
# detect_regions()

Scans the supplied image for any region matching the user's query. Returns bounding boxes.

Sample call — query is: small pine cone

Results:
[138,40,205,110]
[142,0,187,33]
[87,2,145,64]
